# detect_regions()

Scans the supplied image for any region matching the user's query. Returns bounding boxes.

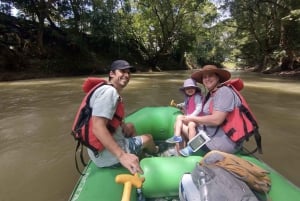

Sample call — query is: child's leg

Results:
[166,115,184,143]
[187,121,197,140]
[176,123,189,150]
[174,115,184,136]
[178,122,197,157]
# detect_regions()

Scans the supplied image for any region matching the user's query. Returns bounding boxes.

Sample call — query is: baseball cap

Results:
[110,60,134,71]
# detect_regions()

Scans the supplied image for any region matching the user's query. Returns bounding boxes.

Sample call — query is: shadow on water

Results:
[0,70,299,201]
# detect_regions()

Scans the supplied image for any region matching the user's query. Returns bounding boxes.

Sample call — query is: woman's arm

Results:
[185,110,228,126]
[184,87,234,126]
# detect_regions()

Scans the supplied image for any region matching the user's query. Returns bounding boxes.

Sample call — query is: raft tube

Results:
[141,156,201,198]
[69,155,300,201]
[125,106,181,140]
[69,162,132,201]
[69,106,300,201]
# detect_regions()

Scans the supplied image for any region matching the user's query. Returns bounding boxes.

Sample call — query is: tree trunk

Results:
[279,21,295,70]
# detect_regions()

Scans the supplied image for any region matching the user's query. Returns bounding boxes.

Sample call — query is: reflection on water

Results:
[0,71,299,201]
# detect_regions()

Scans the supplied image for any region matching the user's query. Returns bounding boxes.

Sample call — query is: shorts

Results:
[205,130,240,154]
[87,131,143,168]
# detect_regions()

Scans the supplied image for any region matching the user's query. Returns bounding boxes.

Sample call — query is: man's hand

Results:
[118,152,143,174]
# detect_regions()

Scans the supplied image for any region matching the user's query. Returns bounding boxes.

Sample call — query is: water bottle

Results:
[199,171,208,201]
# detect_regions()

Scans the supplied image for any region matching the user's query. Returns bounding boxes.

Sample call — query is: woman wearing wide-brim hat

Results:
[179,65,243,156]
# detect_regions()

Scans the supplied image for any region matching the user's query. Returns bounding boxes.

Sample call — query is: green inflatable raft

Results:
[69,106,300,201]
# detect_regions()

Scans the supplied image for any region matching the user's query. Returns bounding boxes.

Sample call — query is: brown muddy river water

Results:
[0,70,299,201]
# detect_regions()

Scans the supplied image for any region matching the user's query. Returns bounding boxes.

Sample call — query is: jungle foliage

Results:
[0,0,299,76]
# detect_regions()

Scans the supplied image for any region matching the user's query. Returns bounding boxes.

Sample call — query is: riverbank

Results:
[1,68,300,82]
[0,71,77,82]
[276,70,300,79]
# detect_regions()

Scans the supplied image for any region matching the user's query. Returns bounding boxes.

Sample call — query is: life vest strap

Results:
[75,141,87,176]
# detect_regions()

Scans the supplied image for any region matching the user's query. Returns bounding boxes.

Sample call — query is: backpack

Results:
[179,164,259,201]
[70,77,107,174]
[208,78,262,154]
[200,150,271,194]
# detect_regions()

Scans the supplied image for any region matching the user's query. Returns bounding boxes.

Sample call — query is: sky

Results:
[209,0,231,20]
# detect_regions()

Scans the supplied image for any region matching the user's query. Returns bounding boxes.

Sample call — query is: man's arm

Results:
[92,116,143,174]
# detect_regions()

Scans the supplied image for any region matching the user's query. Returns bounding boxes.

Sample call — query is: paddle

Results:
[115,173,145,201]
[170,99,177,107]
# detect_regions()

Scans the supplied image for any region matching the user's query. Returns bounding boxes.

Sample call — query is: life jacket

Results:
[185,93,202,115]
[70,77,124,174]
[208,78,262,154]
[224,78,244,91]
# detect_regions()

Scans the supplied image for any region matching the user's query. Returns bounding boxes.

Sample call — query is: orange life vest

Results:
[71,77,125,159]
[208,78,262,154]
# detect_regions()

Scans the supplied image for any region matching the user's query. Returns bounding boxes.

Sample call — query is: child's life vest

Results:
[70,77,124,173]
[209,78,262,154]
[184,93,203,116]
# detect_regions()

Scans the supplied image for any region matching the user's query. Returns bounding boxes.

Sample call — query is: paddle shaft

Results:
[121,181,132,201]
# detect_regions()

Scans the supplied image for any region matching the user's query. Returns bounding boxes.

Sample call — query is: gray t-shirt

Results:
[202,86,242,153]
[87,85,144,168]
[90,85,120,120]
[87,85,127,167]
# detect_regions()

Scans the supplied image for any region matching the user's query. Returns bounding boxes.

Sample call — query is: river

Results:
[0,70,299,201]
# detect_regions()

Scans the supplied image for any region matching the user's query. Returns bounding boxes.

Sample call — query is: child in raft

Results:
[166,78,203,156]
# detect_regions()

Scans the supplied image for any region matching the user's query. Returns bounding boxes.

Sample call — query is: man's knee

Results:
[126,123,135,131]
[141,134,154,143]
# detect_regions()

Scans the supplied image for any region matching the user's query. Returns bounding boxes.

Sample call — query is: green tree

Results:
[113,0,213,69]
[223,0,300,71]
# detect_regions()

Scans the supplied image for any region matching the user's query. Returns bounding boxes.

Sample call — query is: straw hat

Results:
[191,65,231,84]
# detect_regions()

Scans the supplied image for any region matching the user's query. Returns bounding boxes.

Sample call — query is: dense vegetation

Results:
[0,0,299,80]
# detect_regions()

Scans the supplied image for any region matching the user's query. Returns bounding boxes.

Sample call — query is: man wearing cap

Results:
[179,65,243,156]
[88,59,159,174]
